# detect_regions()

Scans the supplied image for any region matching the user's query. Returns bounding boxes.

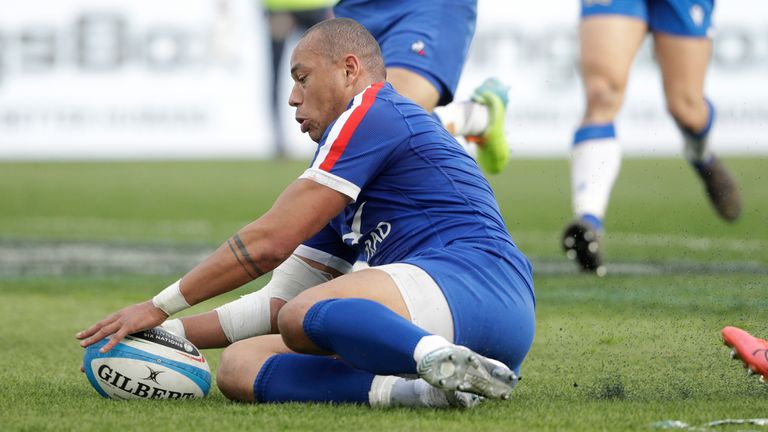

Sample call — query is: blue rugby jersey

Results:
[295,82,521,270]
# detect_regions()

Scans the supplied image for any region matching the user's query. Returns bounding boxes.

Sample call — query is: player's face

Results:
[289,36,351,143]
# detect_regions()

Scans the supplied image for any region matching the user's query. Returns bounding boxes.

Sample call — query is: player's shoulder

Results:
[354,82,421,132]
[371,83,438,127]
[320,82,434,147]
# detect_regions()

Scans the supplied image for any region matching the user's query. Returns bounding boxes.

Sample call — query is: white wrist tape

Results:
[152,279,191,316]
[215,254,335,343]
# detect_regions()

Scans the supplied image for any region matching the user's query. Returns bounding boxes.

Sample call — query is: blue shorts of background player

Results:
[334,0,477,106]
[582,0,714,37]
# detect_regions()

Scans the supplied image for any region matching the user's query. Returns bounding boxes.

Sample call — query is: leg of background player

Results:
[654,33,742,221]
[562,16,646,275]
[266,11,295,157]
[386,67,441,111]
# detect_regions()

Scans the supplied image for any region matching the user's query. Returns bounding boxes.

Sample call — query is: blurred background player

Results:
[263,0,334,157]
[562,0,743,275]
[333,0,511,174]
[722,326,768,382]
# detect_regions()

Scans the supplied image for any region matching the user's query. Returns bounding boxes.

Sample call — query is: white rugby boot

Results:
[417,345,518,400]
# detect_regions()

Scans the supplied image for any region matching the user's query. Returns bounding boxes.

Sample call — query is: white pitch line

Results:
[512,230,768,253]
[0,241,765,277]
[0,241,212,277]
[0,217,220,238]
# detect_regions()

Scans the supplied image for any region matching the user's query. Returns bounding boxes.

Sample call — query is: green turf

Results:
[1,159,767,431]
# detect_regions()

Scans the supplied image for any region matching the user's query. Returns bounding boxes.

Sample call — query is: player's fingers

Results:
[80,364,85,373]
[75,323,103,340]
[80,320,121,348]
[99,326,130,353]
[76,314,119,340]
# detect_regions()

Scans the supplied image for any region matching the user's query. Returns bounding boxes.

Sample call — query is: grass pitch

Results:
[1,158,767,431]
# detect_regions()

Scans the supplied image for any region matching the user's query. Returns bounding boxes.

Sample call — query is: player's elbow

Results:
[239,227,296,273]
[259,236,295,270]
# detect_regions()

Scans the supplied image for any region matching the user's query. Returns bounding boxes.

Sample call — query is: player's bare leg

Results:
[216,334,294,402]
[563,16,646,275]
[655,33,741,222]
[386,67,440,111]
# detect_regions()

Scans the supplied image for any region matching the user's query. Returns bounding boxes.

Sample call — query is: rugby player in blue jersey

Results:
[78,18,535,408]
[563,0,742,275]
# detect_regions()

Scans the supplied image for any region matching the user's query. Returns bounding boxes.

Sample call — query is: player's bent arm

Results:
[164,254,342,349]
[77,179,350,352]
[178,179,350,306]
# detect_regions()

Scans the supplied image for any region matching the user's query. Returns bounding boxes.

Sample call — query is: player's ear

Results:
[342,54,361,84]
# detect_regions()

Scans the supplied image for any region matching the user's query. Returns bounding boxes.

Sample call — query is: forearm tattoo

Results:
[226,233,264,279]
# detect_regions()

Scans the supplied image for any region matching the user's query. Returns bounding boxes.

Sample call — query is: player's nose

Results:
[288,83,302,107]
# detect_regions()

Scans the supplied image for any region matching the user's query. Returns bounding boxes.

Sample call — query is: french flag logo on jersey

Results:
[314,82,385,172]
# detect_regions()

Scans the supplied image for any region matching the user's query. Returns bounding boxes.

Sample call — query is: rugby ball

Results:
[84,327,211,400]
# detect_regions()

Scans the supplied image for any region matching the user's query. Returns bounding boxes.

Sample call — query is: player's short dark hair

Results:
[303,18,386,79]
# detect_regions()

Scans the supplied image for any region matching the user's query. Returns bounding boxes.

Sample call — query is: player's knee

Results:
[583,76,624,120]
[276,299,312,353]
[666,92,705,127]
[217,342,255,402]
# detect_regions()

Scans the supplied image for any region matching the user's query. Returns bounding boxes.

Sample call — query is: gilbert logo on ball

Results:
[84,327,211,400]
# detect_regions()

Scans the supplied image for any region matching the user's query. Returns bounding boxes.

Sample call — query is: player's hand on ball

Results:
[76,301,168,353]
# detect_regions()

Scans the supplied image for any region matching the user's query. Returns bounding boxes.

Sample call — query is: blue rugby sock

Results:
[303,298,430,375]
[253,353,374,404]
[579,213,604,232]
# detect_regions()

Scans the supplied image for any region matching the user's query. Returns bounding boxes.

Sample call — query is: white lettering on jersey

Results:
[363,222,391,261]
[340,201,392,260]
[341,202,366,245]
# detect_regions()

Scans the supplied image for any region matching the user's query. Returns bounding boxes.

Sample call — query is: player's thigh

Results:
[654,33,710,116]
[278,268,410,336]
[386,67,440,111]
[580,16,647,93]
[217,334,292,402]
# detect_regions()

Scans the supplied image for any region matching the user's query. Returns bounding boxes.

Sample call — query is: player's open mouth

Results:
[296,118,310,133]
